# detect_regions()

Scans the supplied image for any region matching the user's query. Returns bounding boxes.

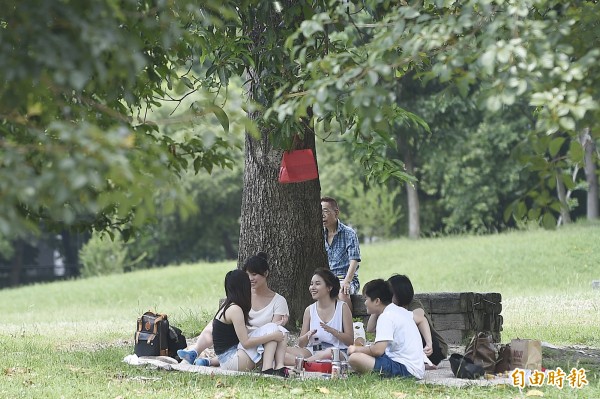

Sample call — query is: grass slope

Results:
[1,223,599,398]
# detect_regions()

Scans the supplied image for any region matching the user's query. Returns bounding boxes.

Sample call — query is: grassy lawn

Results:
[1,223,599,398]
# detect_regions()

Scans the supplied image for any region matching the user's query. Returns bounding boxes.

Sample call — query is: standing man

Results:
[321,196,361,314]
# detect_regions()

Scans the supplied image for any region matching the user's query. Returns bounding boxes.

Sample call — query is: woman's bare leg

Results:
[261,341,277,371]
[192,322,214,354]
[274,339,287,369]
[284,347,311,367]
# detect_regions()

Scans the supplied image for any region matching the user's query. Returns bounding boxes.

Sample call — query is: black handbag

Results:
[449,353,485,379]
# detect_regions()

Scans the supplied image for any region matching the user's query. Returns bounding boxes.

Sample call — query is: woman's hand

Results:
[347,345,357,355]
[303,329,317,340]
[270,330,287,343]
[319,322,338,336]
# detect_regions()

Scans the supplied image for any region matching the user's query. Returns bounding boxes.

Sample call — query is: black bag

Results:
[167,325,187,360]
[449,353,485,379]
[495,343,512,373]
[134,312,170,357]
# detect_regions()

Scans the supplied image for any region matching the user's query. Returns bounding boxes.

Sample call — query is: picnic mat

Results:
[123,355,513,386]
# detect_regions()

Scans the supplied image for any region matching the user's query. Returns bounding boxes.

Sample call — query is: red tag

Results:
[278,149,319,183]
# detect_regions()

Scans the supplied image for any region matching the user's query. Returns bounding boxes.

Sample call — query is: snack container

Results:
[303,360,332,373]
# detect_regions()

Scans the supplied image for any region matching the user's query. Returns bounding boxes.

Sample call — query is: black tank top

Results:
[212,318,239,355]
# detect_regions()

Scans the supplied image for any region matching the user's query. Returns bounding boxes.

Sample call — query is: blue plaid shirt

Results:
[324,220,361,279]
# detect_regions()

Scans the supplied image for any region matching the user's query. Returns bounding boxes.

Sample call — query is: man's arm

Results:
[413,308,433,356]
[348,341,388,357]
[341,259,359,294]
[366,313,378,333]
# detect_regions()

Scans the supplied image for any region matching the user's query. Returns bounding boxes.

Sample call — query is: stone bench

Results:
[351,292,502,345]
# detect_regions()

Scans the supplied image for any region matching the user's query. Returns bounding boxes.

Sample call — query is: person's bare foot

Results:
[425,363,438,370]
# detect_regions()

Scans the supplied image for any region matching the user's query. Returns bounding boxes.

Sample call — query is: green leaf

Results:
[401,7,420,19]
[558,116,576,131]
[548,137,565,157]
[299,20,323,37]
[515,201,527,220]
[480,49,496,73]
[194,156,202,174]
[212,106,230,134]
[542,212,556,229]
[568,140,584,163]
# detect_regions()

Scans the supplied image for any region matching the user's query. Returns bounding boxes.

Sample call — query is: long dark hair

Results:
[215,269,252,325]
[387,274,414,307]
[313,267,340,299]
[242,251,270,276]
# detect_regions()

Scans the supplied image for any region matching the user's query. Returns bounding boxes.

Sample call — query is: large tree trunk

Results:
[580,128,599,219]
[238,132,327,329]
[238,5,328,328]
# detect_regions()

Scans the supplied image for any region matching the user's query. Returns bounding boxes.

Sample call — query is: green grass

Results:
[1,223,599,398]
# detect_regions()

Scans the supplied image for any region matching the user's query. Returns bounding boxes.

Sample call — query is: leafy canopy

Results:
[272,0,600,225]
[0,0,236,238]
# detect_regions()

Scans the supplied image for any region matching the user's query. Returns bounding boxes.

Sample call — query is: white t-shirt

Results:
[248,293,289,330]
[375,303,425,379]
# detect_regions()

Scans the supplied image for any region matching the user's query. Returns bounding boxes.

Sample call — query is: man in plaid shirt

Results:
[321,196,361,314]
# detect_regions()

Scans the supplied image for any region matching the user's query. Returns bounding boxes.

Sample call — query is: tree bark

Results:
[556,172,572,225]
[580,128,599,219]
[402,144,420,238]
[238,131,327,329]
[397,133,420,238]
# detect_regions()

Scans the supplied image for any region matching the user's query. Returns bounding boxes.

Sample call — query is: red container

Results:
[303,360,332,373]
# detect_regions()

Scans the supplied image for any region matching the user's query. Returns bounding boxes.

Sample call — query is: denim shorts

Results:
[373,353,415,378]
[216,346,239,371]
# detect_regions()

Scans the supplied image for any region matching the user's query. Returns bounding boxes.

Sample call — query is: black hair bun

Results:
[256,251,269,261]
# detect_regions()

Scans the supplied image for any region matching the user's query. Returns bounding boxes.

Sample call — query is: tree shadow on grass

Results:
[542,346,600,383]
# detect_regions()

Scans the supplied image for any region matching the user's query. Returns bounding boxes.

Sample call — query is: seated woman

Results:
[285,268,354,365]
[367,274,448,367]
[211,269,288,376]
[178,252,289,366]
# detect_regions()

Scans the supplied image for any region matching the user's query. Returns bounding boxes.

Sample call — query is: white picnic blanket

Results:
[123,354,513,386]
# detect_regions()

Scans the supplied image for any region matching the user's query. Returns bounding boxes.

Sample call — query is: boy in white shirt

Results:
[347,279,425,379]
